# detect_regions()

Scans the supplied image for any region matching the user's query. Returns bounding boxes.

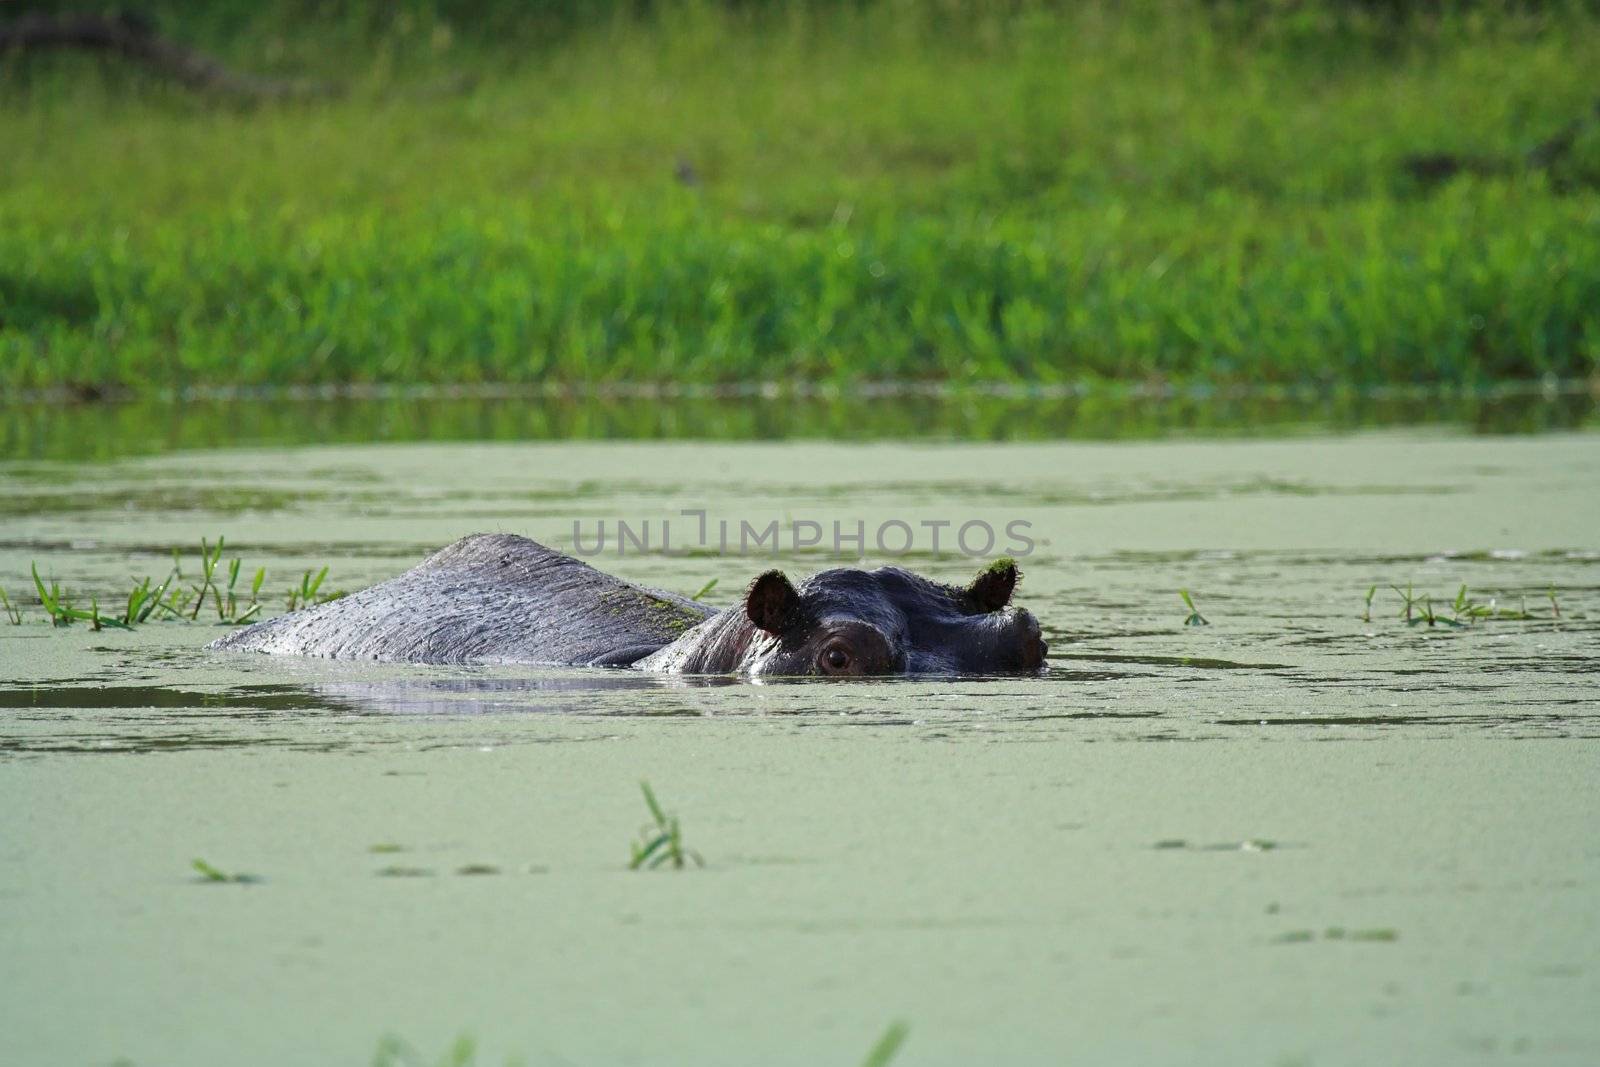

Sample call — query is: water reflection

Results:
[4,385,1597,462]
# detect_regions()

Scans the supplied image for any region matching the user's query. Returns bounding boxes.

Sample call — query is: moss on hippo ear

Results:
[966,557,1019,613]
[745,570,800,634]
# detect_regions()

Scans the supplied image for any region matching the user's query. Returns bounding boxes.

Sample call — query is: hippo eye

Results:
[821,647,851,673]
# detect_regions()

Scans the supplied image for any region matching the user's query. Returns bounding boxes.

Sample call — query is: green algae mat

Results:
[2,432,1597,1065]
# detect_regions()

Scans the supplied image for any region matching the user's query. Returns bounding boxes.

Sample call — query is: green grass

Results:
[12,534,340,628]
[3,2,1600,392]
[629,781,703,870]
[191,857,261,884]
[0,585,21,625]
[1382,581,1565,627]
[859,1021,910,1067]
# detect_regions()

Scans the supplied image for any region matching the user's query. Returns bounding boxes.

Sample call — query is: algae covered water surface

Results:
[1,431,1598,1065]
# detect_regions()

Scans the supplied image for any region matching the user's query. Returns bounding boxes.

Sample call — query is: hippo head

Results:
[735,559,1047,677]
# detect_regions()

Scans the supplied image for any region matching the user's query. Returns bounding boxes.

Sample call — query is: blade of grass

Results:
[859,1022,910,1067]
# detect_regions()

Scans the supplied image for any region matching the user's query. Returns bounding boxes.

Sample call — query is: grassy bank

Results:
[3,1,1600,392]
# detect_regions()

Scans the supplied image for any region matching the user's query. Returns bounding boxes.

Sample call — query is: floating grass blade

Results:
[1179,588,1209,626]
[691,577,719,602]
[0,586,20,625]
[192,858,230,882]
[860,1022,910,1067]
[1362,584,1376,623]
[191,857,259,884]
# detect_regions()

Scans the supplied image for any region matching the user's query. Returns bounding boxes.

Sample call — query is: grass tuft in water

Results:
[1179,589,1209,627]
[628,781,703,871]
[1380,582,1566,628]
[123,572,175,626]
[690,577,719,602]
[11,534,338,629]
[31,562,132,630]
[1392,582,1420,622]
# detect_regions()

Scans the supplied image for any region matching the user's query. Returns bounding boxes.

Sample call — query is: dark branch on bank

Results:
[0,11,336,99]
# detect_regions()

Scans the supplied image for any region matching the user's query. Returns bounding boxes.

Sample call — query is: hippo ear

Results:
[745,570,800,634]
[965,559,1018,613]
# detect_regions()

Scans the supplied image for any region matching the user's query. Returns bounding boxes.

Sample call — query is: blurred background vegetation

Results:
[3,0,1599,395]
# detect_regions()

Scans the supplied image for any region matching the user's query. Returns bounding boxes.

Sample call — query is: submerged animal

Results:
[209,534,1048,677]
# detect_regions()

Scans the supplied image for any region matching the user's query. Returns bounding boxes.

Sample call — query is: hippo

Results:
[209,533,1048,676]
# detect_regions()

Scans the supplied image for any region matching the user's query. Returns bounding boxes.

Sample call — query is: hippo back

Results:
[208,534,713,666]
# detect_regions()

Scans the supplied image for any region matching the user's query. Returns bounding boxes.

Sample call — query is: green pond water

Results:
[1,404,1598,1066]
